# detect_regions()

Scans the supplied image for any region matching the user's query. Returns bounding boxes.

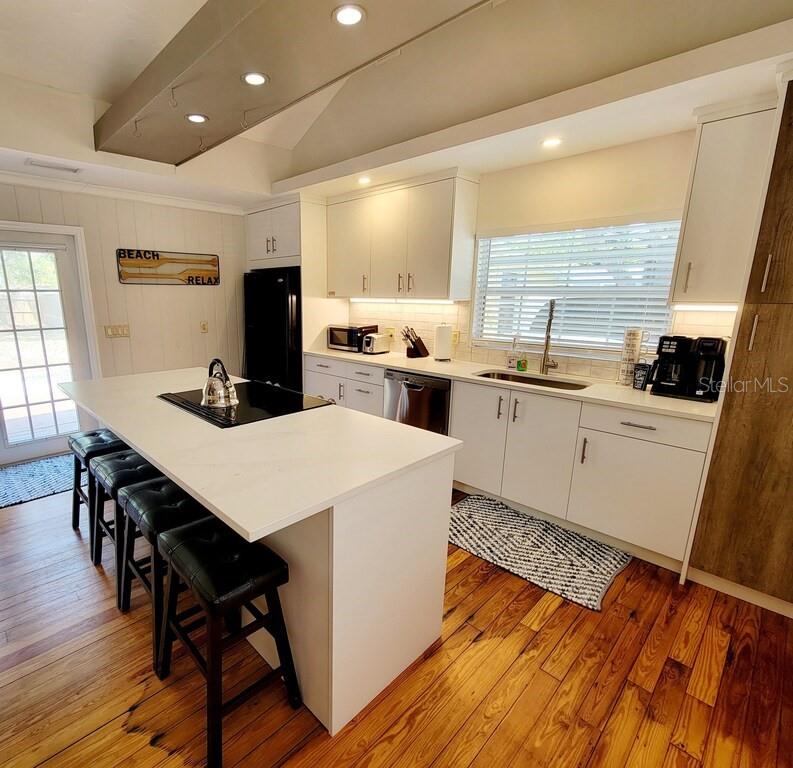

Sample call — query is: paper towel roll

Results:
[434,324,454,361]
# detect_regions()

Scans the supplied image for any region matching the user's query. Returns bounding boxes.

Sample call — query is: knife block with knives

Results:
[402,326,430,358]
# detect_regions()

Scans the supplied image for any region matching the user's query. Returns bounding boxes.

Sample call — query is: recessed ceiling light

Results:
[542,137,562,148]
[186,113,209,124]
[242,72,268,86]
[358,176,371,186]
[333,4,365,25]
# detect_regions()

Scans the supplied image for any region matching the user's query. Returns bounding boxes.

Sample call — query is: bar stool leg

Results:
[87,469,97,556]
[157,563,179,680]
[206,613,224,768]
[151,547,166,673]
[119,514,136,613]
[265,588,302,709]
[71,456,81,529]
[113,501,124,602]
[91,478,106,566]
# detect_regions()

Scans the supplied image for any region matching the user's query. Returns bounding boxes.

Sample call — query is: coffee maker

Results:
[649,335,726,402]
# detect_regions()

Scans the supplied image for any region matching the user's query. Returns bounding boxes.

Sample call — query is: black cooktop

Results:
[159,380,330,428]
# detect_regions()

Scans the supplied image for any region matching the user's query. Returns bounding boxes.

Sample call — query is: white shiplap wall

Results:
[0,182,246,378]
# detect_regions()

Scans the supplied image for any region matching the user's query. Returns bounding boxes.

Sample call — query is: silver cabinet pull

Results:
[272,235,277,252]
[316,363,330,369]
[496,395,504,419]
[580,436,589,464]
[266,237,271,254]
[338,382,344,400]
[683,261,692,293]
[407,272,414,292]
[355,388,371,395]
[761,253,773,293]
[748,313,759,352]
[354,371,371,376]
[398,273,403,293]
[620,421,657,431]
[362,274,367,293]
[512,398,519,422]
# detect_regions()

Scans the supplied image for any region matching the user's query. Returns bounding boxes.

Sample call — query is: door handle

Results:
[407,272,414,292]
[338,382,344,400]
[683,261,692,293]
[496,395,504,419]
[619,421,657,431]
[272,236,277,253]
[748,313,759,352]
[761,253,773,293]
[512,398,519,422]
[355,388,371,395]
[362,273,368,293]
[266,237,271,254]
[398,273,404,293]
[580,436,589,464]
[354,371,371,376]
[316,363,330,369]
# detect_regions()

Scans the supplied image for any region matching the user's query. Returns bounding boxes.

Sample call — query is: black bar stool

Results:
[89,449,162,590]
[67,429,126,539]
[117,477,214,668]
[157,518,301,768]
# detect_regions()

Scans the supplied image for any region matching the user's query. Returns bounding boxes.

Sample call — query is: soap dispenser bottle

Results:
[506,337,519,370]
[516,349,528,372]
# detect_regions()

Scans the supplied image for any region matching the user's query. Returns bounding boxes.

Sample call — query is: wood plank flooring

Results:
[1,490,792,767]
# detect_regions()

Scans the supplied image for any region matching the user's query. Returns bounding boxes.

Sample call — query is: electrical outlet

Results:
[200,320,209,334]
[383,326,396,338]
[104,324,130,338]
[451,330,460,345]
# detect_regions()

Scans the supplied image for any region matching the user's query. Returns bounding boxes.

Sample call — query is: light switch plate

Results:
[200,320,209,333]
[383,326,396,338]
[104,324,130,338]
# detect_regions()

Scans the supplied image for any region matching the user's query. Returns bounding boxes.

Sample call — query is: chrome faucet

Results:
[540,299,559,376]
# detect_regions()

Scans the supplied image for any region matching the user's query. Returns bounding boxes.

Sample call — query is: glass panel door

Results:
[0,231,92,464]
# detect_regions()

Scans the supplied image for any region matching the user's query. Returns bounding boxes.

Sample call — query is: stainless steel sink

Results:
[475,370,590,390]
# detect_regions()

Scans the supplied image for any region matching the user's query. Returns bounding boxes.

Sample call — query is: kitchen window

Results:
[472,220,680,356]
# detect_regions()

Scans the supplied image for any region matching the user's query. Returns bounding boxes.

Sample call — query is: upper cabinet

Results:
[669,106,775,304]
[326,176,478,300]
[246,201,301,268]
[746,82,793,303]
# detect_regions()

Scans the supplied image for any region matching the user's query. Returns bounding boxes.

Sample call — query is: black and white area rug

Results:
[450,495,631,611]
[0,453,82,509]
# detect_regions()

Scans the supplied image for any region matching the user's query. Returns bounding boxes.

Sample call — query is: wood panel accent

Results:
[691,302,793,600]
[746,82,793,304]
[2,495,793,767]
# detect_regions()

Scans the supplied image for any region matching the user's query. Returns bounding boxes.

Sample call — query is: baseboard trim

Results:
[687,568,793,619]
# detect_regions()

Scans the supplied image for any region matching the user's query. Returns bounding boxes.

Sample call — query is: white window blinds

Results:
[473,220,680,355]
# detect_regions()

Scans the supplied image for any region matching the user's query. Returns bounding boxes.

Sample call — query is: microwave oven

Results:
[327,324,378,352]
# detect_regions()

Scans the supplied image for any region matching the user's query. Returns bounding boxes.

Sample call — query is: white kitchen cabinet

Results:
[326,175,478,299]
[246,202,301,267]
[327,197,371,298]
[303,369,344,404]
[670,107,775,304]
[370,188,408,297]
[344,383,385,416]
[501,392,581,519]
[567,428,705,560]
[449,381,510,495]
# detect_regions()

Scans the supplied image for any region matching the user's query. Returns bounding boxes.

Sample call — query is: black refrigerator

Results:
[243,267,302,391]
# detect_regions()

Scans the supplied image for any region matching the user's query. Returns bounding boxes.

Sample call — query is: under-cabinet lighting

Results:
[671,304,738,312]
[542,137,562,148]
[358,176,371,186]
[349,298,455,305]
[25,158,81,174]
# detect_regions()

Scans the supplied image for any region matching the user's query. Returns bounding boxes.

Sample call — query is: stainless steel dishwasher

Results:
[384,369,451,435]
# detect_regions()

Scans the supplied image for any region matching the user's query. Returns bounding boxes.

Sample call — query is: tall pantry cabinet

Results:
[691,80,793,601]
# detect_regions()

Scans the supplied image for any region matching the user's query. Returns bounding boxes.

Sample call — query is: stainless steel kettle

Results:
[201,358,239,408]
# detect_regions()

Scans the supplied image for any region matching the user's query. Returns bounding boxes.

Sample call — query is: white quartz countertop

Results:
[307,349,719,423]
[61,368,461,541]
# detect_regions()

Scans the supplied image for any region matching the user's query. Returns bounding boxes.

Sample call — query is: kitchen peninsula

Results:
[60,367,461,735]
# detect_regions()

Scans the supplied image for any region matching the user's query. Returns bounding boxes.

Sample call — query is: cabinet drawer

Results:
[344,362,385,386]
[579,403,711,452]
[304,355,348,377]
[345,383,384,416]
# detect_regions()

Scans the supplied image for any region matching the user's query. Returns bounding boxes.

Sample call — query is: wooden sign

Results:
[116,249,220,285]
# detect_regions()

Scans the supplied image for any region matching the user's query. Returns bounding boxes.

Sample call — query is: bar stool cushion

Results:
[90,449,161,497]
[119,478,213,543]
[158,518,288,611]
[68,429,126,463]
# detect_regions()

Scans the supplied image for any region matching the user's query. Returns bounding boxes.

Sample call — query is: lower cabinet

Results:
[303,366,384,416]
[303,369,344,404]
[567,428,705,560]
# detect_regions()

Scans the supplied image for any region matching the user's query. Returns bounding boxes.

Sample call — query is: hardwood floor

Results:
[1,491,792,767]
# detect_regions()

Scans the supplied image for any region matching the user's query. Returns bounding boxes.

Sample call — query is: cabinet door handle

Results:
[338,382,344,400]
[398,273,403,293]
[272,235,277,253]
[354,371,371,376]
[748,313,759,352]
[683,261,692,293]
[355,388,371,395]
[362,274,368,293]
[580,436,589,464]
[316,363,330,369]
[512,398,519,422]
[619,421,657,431]
[266,237,271,254]
[496,395,504,419]
[407,272,414,292]
[760,253,773,293]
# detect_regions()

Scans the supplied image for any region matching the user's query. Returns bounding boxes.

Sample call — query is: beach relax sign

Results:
[116,249,220,285]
